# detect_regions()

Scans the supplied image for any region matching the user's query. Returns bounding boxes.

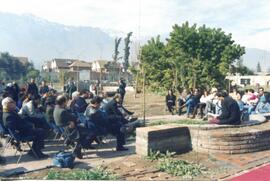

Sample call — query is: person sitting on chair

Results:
[19,94,50,131]
[208,90,241,125]
[165,89,176,115]
[53,95,95,159]
[2,97,48,158]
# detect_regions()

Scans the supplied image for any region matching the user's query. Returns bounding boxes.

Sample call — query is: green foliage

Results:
[113,38,122,62]
[105,61,121,82]
[158,159,205,177]
[0,52,39,81]
[26,69,40,79]
[145,150,205,177]
[47,167,117,180]
[140,22,245,90]
[256,62,262,72]
[146,150,176,161]
[232,59,254,75]
[148,119,207,126]
[123,32,132,72]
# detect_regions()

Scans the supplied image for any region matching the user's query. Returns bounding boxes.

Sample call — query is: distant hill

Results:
[0,12,115,69]
[243,48,270,72]
[0,12,269,71]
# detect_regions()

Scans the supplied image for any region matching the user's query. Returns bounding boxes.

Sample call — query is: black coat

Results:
[27,83,39,96]
[217,96,241,125]
[71,97,88,113]
[2,111,33,134]
[166,95,176,106]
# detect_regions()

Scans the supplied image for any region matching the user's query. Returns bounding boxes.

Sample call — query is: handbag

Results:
[52,151,75,168]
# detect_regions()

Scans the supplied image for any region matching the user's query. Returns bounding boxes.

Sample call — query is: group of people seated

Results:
[0,79,140,160]
[165,87,270,125]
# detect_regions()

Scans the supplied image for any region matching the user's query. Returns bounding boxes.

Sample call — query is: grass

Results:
[148,119,207,126]
[47,167,118,180]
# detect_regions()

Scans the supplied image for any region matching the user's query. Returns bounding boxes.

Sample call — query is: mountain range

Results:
[0,12,269,71]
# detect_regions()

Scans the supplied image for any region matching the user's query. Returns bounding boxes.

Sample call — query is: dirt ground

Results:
[124,91,170,118]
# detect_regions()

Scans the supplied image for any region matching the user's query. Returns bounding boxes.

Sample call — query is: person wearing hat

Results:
[208,90,241,125]
[2,97,48,158]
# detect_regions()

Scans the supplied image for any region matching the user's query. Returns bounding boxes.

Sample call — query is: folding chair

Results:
[7,128,39,164]
[0,122,13,155]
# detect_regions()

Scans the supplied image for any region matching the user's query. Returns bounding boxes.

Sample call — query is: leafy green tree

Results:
[256,62,262,72]
[113,38,122,62]
[26,69,40,79]
[140,22,245,90]
[123,32,132,72]
[0,52,39,81]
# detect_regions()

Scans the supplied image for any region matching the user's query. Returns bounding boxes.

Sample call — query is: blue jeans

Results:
[186,99,195,114]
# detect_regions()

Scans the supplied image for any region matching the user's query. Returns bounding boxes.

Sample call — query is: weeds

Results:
[145,149,176,161]
[148,119,207,126]
[47,167,118,180]
[145,150,206,177]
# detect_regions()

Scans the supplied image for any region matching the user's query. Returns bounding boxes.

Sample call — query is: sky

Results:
[0,0,269,50]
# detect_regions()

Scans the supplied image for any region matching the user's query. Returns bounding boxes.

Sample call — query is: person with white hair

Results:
[2,97,48,158]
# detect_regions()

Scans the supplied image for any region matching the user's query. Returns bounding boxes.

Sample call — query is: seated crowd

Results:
[165,87,270,124]
[0,79,140,160]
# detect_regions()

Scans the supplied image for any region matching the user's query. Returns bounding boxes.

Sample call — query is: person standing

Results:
[27,78,39,96]
[118,79,126,104]
[66,81,77,100]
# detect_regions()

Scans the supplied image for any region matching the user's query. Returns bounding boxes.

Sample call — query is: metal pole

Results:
[77,65,79,91]
[142,66,146,125]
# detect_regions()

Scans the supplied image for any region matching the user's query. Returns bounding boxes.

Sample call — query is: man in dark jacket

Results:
[2,97,48,158]
[27,78,39,96]
[53,95,95,159]
[39,80,49,96]
[118,79,126,103]
[165,89,176,115]
[71,90,89,113]
[209,91,241,125]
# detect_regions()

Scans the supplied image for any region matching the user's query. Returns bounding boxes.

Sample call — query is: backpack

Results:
[52,151,75,168]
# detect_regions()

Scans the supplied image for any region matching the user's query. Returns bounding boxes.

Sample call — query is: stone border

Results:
[136,113,270,155]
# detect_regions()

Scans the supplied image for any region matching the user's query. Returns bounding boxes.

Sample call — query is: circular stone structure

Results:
[186,114,270,154]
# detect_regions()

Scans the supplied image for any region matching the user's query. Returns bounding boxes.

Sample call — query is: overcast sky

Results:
[0,0,269,50]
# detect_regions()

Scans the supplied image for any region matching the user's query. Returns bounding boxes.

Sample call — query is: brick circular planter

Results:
[187,114,270,154]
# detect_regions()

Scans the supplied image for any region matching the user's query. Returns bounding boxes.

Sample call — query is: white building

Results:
[226,74,270,87]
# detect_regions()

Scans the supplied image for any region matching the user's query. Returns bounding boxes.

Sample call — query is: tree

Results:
[256,62,262,72]
[140,22,245,91]
[234,58,254,75]
[123,32,133,72]
[26,69,40,80]
[0,52,39,81]
[113,37,122,62]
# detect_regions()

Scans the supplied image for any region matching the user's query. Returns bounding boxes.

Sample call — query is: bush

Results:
[47,167,117,180]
